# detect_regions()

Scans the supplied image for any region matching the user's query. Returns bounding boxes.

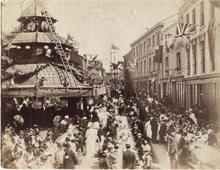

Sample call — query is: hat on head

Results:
[126,143,131,149]
[137,133,142,137]
[64,115,69,119]
[63,143,71,148]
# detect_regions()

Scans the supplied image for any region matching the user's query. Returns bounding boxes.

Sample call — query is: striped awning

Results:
[2,64,92,97]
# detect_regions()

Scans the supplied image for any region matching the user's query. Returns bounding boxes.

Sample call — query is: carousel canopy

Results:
[11,32,66,45]
[17,0,57,22]
[2,64,92,97]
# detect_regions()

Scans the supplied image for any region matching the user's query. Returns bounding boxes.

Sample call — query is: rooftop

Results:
[130,23,164,47]
[17,0,57,22]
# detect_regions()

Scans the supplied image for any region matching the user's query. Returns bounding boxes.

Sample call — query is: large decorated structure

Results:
[1,0,96,128]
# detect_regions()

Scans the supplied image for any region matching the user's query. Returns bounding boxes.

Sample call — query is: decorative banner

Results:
[208,18,216,67]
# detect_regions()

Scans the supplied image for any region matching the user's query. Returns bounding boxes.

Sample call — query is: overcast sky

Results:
[2,0,183,71]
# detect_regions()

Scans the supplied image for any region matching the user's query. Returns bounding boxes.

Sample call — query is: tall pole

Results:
[110,50,112,76]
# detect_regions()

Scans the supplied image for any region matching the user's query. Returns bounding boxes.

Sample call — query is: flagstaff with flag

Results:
[109,44,120,95]
[110,44,119,74]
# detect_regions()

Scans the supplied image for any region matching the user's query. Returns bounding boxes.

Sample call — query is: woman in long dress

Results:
[85,123,98,157]
[145,119,152,140]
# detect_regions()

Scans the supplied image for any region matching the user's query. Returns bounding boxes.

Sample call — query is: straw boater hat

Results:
[64,115,69,119]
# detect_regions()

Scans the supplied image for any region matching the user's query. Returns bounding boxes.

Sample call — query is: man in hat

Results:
[159,118,167,143]
[63,143,78,169]
[150,115,158,143]
[123,144,136,169]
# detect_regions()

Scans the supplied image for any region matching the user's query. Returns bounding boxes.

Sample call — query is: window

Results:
[192,43,197,75]
[200,40,205,73]
[200,1,204,26]
[187,48,190,75]
[152,35,155,47]
[140,61,143,75]
[165,57,169,76]
[148,38,151,47]
[186,14,189,24]
[144,41,146,52]
[156,32,160,45]
[176,52,181,71]
[140,44,142,56]
[144,60,146,74]
[192,8,196,31]
[149,58,152,72]
[153,57,156,71]
[136,46,138,57]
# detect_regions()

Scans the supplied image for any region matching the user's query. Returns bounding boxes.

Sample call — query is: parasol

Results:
[13,114,24,126]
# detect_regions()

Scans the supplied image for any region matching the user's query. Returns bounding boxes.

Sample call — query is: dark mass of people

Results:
[1,91,220,169]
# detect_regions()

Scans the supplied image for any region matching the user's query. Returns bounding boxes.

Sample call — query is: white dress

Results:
[145,121,152,139]
[85,128,98,157]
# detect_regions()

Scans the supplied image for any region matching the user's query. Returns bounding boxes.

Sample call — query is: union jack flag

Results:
[175,22,198,38]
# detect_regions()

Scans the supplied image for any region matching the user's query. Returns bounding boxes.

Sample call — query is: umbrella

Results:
[13,114,24,126]
[53,115,62,126]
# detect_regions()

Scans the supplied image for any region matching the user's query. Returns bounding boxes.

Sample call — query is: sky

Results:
[2,0,183,71]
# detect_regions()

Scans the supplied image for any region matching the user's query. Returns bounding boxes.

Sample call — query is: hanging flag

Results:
[155,45,163,63]
[128,58,137,71]
[111,44,119,50]
[208,18,216,67]
[175,22,197,38]
[210,0,220,7]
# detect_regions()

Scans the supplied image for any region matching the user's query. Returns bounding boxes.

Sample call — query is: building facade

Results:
[178,0,220,120]
[124,0,220,121]
[130,23,164,98]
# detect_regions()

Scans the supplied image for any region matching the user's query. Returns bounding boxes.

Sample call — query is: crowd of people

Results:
[121,91,220,169]
[1,92,220,169]
[1,95,136,169]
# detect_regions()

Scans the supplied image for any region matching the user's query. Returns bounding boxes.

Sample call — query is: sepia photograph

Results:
[1,0,220,169]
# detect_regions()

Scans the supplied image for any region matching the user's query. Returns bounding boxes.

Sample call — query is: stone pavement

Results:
[151,143,191,169]
[78,156,99,169]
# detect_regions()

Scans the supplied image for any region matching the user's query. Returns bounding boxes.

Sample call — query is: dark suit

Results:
[123,150,136,169]
[150,118,158,143]
[63,150,78,169]
[159,123,167,143]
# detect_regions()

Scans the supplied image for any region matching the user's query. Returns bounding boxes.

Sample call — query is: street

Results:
[1,0,220,169]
